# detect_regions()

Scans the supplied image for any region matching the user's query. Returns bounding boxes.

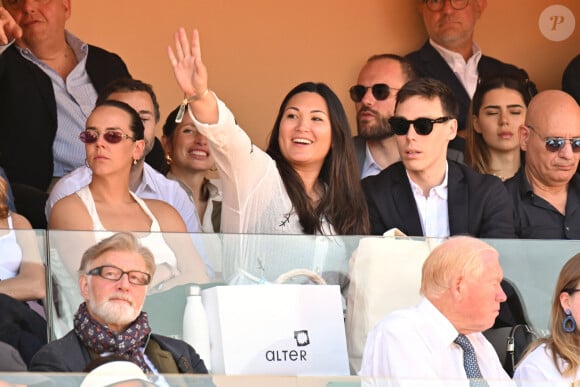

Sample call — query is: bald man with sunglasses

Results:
[362,77,514,238]
[505,90,580,239]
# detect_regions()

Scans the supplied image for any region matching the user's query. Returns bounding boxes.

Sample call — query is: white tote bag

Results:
[345,229,441,374]
[202,283,350,376]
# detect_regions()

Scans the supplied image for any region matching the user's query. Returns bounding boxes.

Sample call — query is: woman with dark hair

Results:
[49,100,208,289]
[465,76,531,181]
[162,106,222,233]
[167,28,369,236]
[0,175,47,366]
[514,253,580,383]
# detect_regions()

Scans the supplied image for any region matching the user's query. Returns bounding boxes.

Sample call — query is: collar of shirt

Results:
[361,142,382,179]
[407,162,449,200]
[430,38,482,97]
[17,30,88,65]
[418,297,459,350]
[135,163,161,196]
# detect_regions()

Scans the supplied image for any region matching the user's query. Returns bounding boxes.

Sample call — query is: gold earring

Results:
[165,153,173,166]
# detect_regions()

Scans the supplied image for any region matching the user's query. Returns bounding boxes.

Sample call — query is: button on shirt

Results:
[17,31,97,177]
[504,167,580,239]
[407,163,450,238]
[360,297,514,387]
[430,39,482,98]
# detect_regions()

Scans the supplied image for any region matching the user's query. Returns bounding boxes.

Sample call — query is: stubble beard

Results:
[357,110,394,141]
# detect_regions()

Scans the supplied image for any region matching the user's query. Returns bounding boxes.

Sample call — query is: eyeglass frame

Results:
[86,265,152,286]
[525,125,580,153]
[388,116,454,136]
[79,129,136,144]
[423,0,470,12]
[349,83,399,103]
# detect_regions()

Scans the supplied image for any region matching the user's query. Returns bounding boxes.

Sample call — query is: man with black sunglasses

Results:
[505,90,580,239]
[362,78,514,238]
[406,0,535,139]
[350,54,416,178]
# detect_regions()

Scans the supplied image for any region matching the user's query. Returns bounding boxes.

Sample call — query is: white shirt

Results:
[430,39,482,98]
[361,144,382,179]
[360,297,514,387]
[407,164,450,238]
[514,343,578,386]
[45,164,200,233]
[188,96,334,235]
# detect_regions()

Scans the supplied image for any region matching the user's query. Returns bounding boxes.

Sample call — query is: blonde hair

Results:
[521,253,580,377]
[420,236,497,298]
[78,232,156,276]
[0,176,9,219]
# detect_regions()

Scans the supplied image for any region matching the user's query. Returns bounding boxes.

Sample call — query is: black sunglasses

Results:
[527,125,580,153]
[79,130,136,144]
[388,116,453,136]
[349,83,398,103]
[87,265,151,286]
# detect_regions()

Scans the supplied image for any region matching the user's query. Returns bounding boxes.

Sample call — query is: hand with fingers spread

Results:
[168,27,208,101]
[168,27,217,124]
[0,7,22,46]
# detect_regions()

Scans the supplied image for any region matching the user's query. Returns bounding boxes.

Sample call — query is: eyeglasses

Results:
[424,0,470,12]
[79,130,136,144]
[388,116,453,136]
[527,125,580,153]
[565,288,580,295]
[87,265,151,286]
[349,84,398,103]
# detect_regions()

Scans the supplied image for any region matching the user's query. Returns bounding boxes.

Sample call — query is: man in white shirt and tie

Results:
[360,236,514,386]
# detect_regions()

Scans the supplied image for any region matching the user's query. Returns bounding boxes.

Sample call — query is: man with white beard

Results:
[29,232,208,375]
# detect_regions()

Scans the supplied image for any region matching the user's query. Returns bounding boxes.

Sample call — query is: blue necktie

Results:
[454,334,489,387]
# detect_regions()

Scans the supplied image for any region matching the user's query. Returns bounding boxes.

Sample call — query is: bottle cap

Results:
[188,285,201,296]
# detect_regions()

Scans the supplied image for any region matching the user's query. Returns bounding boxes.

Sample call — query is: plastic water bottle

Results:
[182,285,212,371]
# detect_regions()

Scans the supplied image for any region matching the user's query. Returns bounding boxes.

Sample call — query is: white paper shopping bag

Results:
[201,284,349,376]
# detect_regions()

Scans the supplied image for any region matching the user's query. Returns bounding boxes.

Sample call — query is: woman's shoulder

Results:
[142,198,186,232]
[10,211,32,230]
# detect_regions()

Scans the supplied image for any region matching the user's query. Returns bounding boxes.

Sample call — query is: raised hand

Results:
[0,7,22,46]
[168,27,208,99]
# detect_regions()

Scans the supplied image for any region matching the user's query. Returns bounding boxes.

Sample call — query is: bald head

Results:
[526,90,580,131]
[521,90,580,188]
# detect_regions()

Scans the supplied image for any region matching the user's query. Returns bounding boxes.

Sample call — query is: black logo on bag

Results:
[294,330,310,346]
[265,330,310,362]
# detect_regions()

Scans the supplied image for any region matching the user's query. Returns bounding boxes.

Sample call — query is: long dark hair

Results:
[266,82,369,235]
[465,76,531,174]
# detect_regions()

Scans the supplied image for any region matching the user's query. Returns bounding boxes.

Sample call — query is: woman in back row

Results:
[465,76,531,181]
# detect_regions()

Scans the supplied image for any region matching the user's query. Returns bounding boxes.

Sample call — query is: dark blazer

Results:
[29,330,207,374]
[405,41,535,132]
[0,44,130,191]
[362,161,515,238]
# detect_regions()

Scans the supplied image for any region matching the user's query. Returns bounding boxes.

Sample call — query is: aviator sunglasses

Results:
[349,83,398,103]
[527,125,580,153]
[79,130,136,144]
[388,116,453,136]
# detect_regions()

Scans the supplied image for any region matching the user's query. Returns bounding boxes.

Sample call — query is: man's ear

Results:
[79,275,90,301]
[447,118,458,140]
[519,124,530,152]
[474,0,487,18]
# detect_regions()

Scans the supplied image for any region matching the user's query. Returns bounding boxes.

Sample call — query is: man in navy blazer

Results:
[406,0,534,136]
[362,77,514,238]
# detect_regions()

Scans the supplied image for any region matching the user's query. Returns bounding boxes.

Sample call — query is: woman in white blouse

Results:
[514,253,580,384]
[167,28,369,237]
